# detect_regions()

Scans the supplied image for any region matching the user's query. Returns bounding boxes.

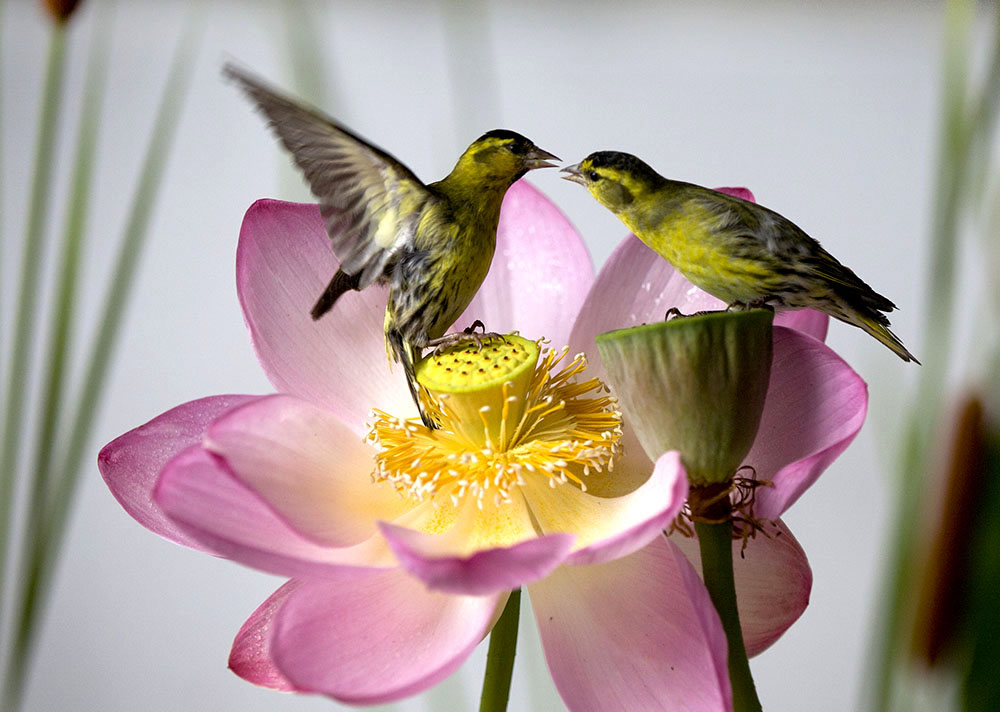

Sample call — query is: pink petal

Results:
[460,181,594,346]
[774,309,829,342]
[154,445,394,577]
[521,451,688,567]
[205,394,412,547]
[98,394,260,551]
[715,186,755,202]
[229,580,303,692]
[380,520,575,596]
[236,200,413,433]
[671,518,811,656]
[271,569,503,704]
[748,327,868,520]
[530,536,731,712]
[568,234,722,362]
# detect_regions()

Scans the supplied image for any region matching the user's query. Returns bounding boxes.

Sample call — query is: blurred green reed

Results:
[869,1,1000,710]
[0,2,200,708]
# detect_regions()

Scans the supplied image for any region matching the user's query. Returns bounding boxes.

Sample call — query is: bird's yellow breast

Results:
[625,201,777,304]
[385,193,499,345]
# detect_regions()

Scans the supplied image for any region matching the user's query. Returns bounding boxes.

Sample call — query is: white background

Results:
[1,0,978,710]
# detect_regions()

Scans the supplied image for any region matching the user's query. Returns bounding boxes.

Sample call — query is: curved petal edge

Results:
[380,521,575,596]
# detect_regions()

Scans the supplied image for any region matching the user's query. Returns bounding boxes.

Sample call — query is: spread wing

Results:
[225,64,432,288]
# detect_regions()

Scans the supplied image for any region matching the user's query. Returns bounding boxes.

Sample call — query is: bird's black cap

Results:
[585,151,658,176]
[478,129,536,154]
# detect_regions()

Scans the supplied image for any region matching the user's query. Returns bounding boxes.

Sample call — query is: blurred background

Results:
[1,0,996,710]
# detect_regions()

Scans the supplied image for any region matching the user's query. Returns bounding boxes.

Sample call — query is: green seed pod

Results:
[596,310,773,486]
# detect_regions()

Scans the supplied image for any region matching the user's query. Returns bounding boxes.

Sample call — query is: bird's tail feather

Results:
[311,269,362,321]
[851,311,920,364]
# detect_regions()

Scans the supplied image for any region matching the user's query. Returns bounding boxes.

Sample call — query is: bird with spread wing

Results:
[225,65,559,426]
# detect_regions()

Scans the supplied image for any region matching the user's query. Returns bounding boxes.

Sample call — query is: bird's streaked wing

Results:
[225,63,432,288]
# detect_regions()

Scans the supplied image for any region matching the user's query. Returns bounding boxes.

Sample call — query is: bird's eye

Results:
[588,171,601,182]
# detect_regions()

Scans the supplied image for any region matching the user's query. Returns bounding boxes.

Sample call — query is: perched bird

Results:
[562,151,917,362]
[225,64,560,424]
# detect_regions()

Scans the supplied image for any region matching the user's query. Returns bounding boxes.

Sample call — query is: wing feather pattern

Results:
[224,64,432,288]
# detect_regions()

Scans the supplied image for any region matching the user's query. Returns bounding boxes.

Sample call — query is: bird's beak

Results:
[560,163,587,186]
[524,147,561,170]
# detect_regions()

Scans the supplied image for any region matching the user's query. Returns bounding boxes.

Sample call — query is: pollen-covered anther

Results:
[368,334,622,506]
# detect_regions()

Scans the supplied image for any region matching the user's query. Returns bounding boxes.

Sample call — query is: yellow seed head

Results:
[416,335,538,449]
[368,334,623,509]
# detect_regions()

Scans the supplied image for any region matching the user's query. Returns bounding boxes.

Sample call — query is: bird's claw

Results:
[664,306,720,321]
[463,320,486,335]
[428,322,506,355]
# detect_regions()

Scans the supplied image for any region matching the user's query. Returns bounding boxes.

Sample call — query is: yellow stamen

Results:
[416,335,539,448]
[368,335,623,509]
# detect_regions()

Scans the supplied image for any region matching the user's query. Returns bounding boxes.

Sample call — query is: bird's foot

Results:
[664,307,718,321]
[463,320,487,336]
[428,322,507,354]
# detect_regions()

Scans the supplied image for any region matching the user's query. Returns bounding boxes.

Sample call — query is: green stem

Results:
[2,10,112,711]
[696,519,761,712]
[24,0,110,588]
[0,20,67,640]
[442,0,499,146]
[282,0,328,107]
[2,17,199,711]
[479,589,521,712]
[49,11,197,548]
[278,0,330,200]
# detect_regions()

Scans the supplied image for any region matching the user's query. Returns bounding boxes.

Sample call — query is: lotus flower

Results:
[99,182,866,711]
[567,187,867,660]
